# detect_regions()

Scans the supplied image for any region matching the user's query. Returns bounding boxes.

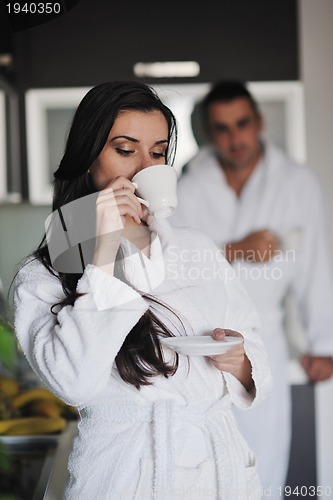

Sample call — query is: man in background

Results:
[170,80,333,497]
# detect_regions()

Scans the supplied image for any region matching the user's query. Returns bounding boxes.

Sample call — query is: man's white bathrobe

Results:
[14,216,272,500]
[170,142,333,497]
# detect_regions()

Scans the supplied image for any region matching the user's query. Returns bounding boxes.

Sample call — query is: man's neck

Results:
[220,148,263,197]
[223,163,257,197]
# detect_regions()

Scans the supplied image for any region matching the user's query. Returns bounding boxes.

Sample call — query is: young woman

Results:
[14,81,272,499]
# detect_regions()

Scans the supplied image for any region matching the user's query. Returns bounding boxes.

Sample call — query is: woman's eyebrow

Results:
[110,135,139,143]
[110,136,168,145]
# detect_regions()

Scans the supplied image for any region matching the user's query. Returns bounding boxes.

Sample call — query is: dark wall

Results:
[0,0,299,198]
[2,0,299,88]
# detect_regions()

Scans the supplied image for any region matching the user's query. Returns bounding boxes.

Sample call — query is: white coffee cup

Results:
[131,165,178,218]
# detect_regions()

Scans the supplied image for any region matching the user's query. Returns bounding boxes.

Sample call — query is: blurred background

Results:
[0,0,332,495]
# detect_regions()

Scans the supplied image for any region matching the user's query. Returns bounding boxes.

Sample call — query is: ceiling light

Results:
[133,61,200,78]
[0,54,13,66]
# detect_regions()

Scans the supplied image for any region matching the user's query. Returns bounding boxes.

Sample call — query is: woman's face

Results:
[90,109,169,190]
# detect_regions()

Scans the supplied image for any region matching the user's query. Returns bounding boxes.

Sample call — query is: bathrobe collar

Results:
[119,215,174,294]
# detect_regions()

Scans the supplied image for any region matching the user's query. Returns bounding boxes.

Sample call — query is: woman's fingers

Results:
[209,328,244,368]
[212,328,243,341]
[92,177,146,272]
[104,176,136,191]
[96,183,143,225]
[208,328,253,391]
[212,328,226,340]
[210,344,244,363]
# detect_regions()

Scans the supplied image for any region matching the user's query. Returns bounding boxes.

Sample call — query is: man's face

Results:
[206,97,263,171]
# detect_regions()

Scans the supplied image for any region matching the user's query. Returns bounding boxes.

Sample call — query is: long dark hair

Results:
[34,81,181,389]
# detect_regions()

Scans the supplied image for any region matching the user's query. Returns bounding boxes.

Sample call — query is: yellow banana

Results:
[0,416,66,435]
[0,377,20,398]
[28,399,62,418]
[12,387,65,410]
[61,404,78,420]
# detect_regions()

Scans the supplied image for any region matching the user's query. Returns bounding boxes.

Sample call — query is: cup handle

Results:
[132,182,149,207]
[135,196,149,208]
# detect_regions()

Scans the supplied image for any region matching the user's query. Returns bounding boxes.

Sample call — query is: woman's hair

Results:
[34,81,181,389]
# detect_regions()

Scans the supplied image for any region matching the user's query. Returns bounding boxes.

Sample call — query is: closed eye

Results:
[115,148,134,156]
[152,152,166,159]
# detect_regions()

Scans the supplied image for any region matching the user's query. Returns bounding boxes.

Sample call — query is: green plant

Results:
[0,319,17,374]
[0,318,18,474]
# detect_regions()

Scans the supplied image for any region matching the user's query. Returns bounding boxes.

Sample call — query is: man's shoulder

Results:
[268,143,322,189]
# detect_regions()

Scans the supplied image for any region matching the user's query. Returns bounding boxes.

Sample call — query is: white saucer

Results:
[160,335,242,356]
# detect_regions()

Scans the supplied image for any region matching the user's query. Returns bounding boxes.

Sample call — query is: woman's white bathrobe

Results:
[14,216,272,500]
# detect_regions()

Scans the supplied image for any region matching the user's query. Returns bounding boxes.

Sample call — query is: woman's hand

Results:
[92,176,144,274]
[208,328,254,392]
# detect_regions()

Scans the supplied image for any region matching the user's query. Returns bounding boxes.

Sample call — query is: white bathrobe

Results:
[14,216,272,500]
[170,142,333,498]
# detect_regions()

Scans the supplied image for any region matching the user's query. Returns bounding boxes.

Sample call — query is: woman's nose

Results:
[138,155,155,171]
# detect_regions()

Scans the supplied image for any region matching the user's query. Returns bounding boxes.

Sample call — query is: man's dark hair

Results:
[202,80,260,121]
